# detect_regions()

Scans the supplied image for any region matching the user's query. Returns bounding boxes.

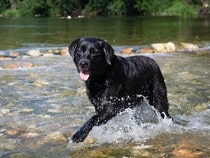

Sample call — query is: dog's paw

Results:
[70,130,87,143]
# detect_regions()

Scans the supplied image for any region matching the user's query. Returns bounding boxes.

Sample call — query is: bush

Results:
[2,9,20,17]
[107,0,126,16]
[16,0,49,17]
[135,0,172,15]
[135,0,200,17]
[164,0,200,17]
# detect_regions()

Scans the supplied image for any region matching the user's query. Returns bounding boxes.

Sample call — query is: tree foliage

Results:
[0,0,207,17]
[0,0,10,13]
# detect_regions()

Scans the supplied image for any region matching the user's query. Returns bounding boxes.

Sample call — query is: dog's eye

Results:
[81,45,86,52]
[90,48,100,57]
[91,51,100,57]
[75,49,82,56]
[75,46,86,56]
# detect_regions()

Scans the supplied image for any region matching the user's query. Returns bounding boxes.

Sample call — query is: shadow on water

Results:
[0,49,209,157]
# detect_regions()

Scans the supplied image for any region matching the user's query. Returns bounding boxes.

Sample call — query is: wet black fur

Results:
[68,37,171,143]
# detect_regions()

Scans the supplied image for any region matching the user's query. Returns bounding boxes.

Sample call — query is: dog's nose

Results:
[79,60,89,69]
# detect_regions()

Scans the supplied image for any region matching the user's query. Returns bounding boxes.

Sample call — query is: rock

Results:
[176,42,199,51]
[33,79,49,87]
[121,48,133,54]
[151,42,176,53]
[132,145,152,157]
[133,101,159,124]
[0,51,17,60]
[60,47,69,56]
[151,42,199,53]
[21,132,39,138]
[0,57,13,61]
[0,109,11,116]
[20,62,33,68]
[19,108,34,114]
[139,48,154,53]
[9,51,20,57]
[5,129,26,137]
[83,137,97,145]
[194,103,208,112]
[47,109,60,113]
[173,141,208,158]
[44,132,67,142]
[26,49,41,56]
[3,62,33,69]
[67,15,72,19]
[78,15,85,18]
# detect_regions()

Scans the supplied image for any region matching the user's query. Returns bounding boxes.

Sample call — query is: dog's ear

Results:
[98,40,114,65]
[103,42,115,65]
[68,38,81,56]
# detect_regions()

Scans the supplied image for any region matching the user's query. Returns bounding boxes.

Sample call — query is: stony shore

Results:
[0,42,208,70]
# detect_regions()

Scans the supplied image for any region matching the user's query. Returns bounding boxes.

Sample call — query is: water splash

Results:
[89,104,210,145]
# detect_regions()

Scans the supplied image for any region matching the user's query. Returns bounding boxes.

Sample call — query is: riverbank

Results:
[1,1,208,18]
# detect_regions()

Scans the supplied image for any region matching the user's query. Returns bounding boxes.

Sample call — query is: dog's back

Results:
[105,54,170,118]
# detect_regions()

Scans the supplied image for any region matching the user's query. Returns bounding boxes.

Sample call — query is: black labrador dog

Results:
[68,37,171,143]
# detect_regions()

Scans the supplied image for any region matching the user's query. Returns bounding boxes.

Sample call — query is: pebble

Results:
[44,132,67,142]
[9,51,20,57]
[0,109,11,115]
[38,114,51,118]
[33,79,49,87]
[121,47,133,54]
[3,62,34,69]
[83,137,97,145]
[5,129,26,137]
[173,141,208,157]
[47,109,60,113]
[60,47,69,56]
[194,103,208,112]
[26,49,41,56]
[19,108,34,114]
[0,57,13,61]
[139,48,154,53]
[21,132,39,138]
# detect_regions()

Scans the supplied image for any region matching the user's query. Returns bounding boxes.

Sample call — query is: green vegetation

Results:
[0,0,209,17]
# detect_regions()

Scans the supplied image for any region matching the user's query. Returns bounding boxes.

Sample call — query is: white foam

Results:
[89,108,210,144]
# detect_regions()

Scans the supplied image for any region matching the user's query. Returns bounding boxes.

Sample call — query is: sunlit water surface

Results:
[0,16,210,157]
[0,50,209,157]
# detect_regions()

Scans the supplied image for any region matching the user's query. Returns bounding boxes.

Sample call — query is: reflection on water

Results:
[0,50,209,157]
[0,16,210,50]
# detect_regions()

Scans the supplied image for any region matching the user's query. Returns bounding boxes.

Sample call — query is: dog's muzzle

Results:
[79,59,89,70]
[78,59,90,81]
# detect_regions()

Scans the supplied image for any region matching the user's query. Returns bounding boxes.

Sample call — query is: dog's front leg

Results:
[71,109,116,143]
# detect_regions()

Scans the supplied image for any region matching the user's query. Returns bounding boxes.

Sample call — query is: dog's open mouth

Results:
[79,70,90,81]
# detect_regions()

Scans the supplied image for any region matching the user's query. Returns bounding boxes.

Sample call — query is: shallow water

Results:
[0,50,209,157]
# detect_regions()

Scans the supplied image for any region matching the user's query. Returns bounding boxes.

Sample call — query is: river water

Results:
[1,16,210,50]
[0,16,210,157]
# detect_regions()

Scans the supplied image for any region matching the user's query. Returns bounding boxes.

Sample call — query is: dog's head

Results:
[68,37,115,81]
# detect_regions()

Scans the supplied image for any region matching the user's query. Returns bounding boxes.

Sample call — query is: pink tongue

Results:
[79,72,90,81]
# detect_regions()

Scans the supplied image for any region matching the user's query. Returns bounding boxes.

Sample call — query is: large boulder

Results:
[151,42,199,53]
[151,42,176,53]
